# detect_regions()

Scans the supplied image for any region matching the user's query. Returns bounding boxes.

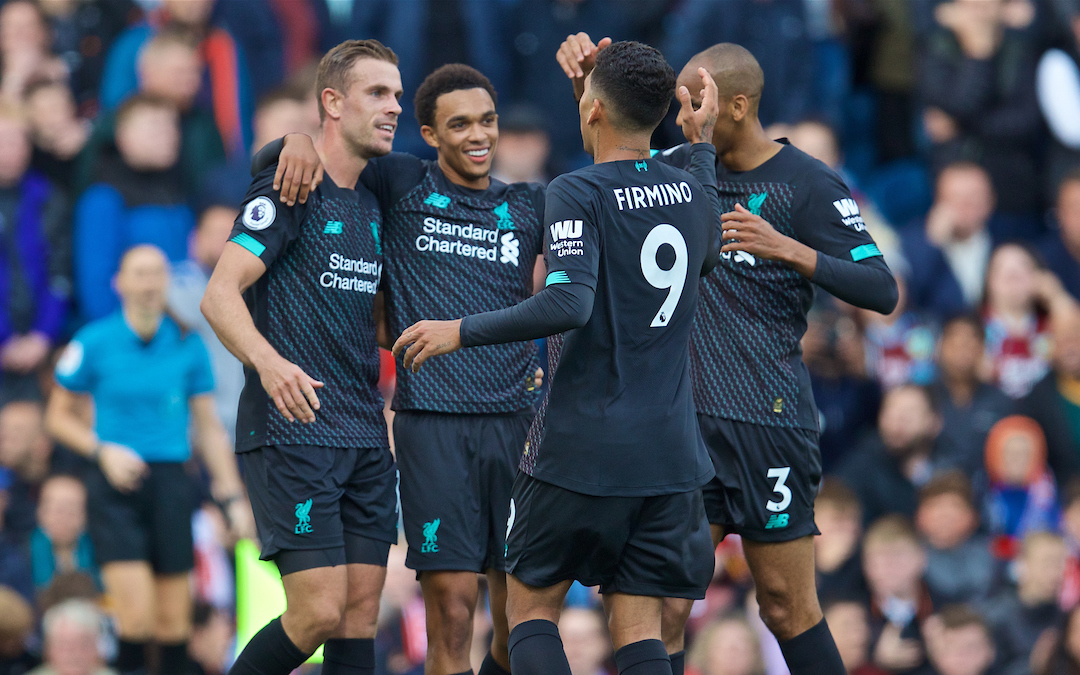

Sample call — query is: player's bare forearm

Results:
[775,237,818,278]
[201,246,277,371]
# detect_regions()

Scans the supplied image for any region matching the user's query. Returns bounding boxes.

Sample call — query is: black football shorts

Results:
[698,415,822,543]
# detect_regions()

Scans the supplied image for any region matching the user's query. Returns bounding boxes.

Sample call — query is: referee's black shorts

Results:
[86,462,196,575]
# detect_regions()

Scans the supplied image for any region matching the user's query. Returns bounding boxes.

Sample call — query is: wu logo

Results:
[500,232,520,266]
[747,191,767,215]
[833,198,859,218]
[635,160,648,172]
[421,519,440,553]
[424,192,451,208]
[765,513,789,529]
[549,219,582,241]
[323,220,343,234]
[294,499,313,535]
[494,201,515,230]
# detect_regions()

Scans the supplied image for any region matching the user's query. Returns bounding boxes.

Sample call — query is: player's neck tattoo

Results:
[616,145,649,159]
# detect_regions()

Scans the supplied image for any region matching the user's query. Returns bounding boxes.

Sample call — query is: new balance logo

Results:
[500,232,519,266]
[323,220,343,234]
[765,513,790,529]
[550,219,582,241]
[424,192,451,208]
[832,198,866,231]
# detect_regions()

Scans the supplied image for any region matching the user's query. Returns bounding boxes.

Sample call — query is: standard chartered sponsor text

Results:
[320,252,382,293]
[416,216,499,261]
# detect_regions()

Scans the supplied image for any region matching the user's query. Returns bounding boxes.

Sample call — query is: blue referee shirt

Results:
[55,312,215,463]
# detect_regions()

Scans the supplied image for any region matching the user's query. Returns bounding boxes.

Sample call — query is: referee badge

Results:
[242,196,276,231]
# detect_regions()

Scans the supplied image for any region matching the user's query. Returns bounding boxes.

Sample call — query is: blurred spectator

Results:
[28,599,115,675]
[861,515,932,674]
[860,276,939,389]
[215,0,331,101]
[24,80,89,195]
[1040,602,1080,675]
[490,104,552,185]
[984,416,1059,554]
[0,585,35,675]
[74,94,194,321]
[920,0,1043,215]
[0,104,69,404]
[508,0,666,170]
[184,602,231,675]
[31,475,97,594]
[662,0,814,129]
[903,162,996,317]
[1040,169,1080,300]
[814,479,868,603]
[99,0,252,157]
[822,599,885,675]
[922,605,995,675]
[0,401,85,545]
[1036,0,1080,200]
[837,384,949,525]
[803,304,879,470]
[980,531,1066,675]
[686,614,764,675]
[37,0,140,115]
[0,0,67,104]
[983,244,1067,399]
[914,471,996,605]
[1018,304,1080,480]
[930,314,1013,472]
[79,27,225,197]
[168,204,242,442]
[559,607,610,675]
[36,571,98,617]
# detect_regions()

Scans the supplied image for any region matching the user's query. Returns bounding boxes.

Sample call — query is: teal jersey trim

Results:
[545,270,571,286]
[231,232,266,257]
[850,243,882,262]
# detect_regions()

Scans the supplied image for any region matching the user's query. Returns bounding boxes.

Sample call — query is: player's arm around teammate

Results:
[45,245,252,675]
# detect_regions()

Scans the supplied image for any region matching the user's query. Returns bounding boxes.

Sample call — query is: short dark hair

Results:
[115,92,176,130]
[941,312,985,342]
[590,41,676,132]
[414,63,497,128]
[935,604,991,637]
[315,39,398,122]
[918,470,975,509]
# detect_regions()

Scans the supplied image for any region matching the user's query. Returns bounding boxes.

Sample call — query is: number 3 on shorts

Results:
[766,467,792,513]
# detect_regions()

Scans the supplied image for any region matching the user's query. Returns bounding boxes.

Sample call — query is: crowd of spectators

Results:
[0,0,1079,673]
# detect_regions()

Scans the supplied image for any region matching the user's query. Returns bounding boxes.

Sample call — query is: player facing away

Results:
[200,40,403,675]
[393,42,724,675]
[556,37,899,675]
[253,64,547,675]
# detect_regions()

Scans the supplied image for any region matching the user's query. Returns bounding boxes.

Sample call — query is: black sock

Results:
[322,638,375,675]
[478,651,511,675]
[228,617,310,675]
[669,650,685,675]
[159,642,190,675]
[508,619,571,675]
[116,640,148,674]
[614,639,671,675]
[778,619,846,675]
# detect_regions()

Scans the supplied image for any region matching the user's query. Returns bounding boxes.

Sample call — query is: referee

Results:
[46,245,252,675]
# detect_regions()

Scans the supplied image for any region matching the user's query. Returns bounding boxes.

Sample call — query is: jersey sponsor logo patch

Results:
[242,196,276,231]
[421,519,440,553]
[424,192,451,209]
[500,231,519,266]
[323,220,343,234]
[832,198,866,231]
[55,340,84,378]
[494,201,515,230]
[549,219,582,241]
[294,499,313,534]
